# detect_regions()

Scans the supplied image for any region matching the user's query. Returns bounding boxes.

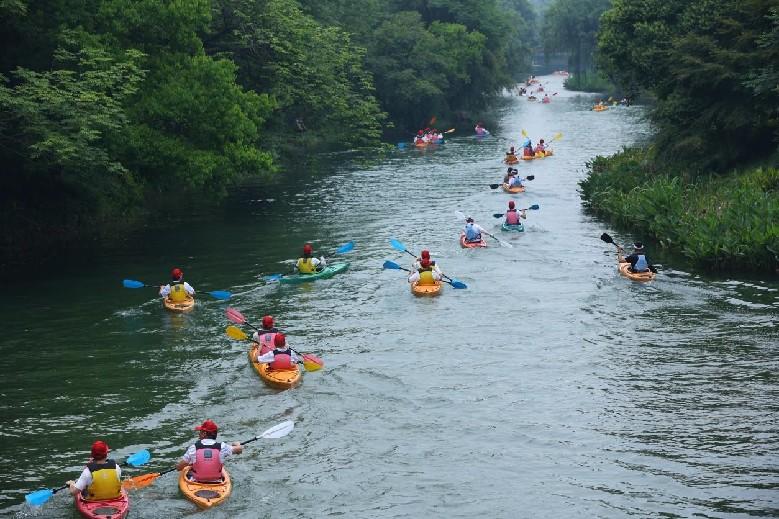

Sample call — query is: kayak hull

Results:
[501,223,524,232]
[521,155,534,161]
[501,183,525,194]
[163,297,195,313]
[503,156,519,164]
[249,345,302,389]
[279,262,349,284]
[179,468,231,509]
[618,262,655,282]
[411,281,442,296]
[75,490,129,519]
[460,234,487,248]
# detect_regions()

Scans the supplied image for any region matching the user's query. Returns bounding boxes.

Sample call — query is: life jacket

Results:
[269,352,294,371]
[523,147,533,157]
[464,223,481,242]
[191,440,223,482]
[297,257,315,274]
[505,209,520,225]
[418,269,435,285]
[85,460,121,500]
[258,330,278,354]
[509,176,522,187]
[169,282,187,302]
[632,254,649,272]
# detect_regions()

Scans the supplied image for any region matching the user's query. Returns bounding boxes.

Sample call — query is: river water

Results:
[2,75,778,518]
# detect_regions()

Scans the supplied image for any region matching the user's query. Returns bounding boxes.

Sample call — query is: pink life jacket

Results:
[258,331,277,355]
[505,209,520,225]
[191,440,223,482]
[269,352,294,370]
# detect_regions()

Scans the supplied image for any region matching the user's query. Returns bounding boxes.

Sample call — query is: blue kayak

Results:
[501,222,524,232]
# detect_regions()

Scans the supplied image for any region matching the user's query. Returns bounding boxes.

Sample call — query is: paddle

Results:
[264,241,354,282]
[26,450,151,506]
[489,175,534,189]
[225,309,323,369]
[600,233,658,273]
[382,260,467,289]
[453,211,512,248]
[492,204,540,218]
[122,421,294,491]
[387,240,468,288]
[225,325,323,372]
[123,280,231,300]
[445,128,456,134]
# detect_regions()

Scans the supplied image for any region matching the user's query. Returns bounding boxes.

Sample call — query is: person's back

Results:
[464,220,481,242]
[67,441,121,501]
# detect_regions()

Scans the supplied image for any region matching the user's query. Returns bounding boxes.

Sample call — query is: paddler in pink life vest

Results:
[66,441,122,501]
[176,420,242,483]
[295,243,326,274]
[414,130,424,145]
[251,315,280,354]
[534,139,546,154]
[504,200,527,225]
[159,267,195,302]
[254,333,303,370]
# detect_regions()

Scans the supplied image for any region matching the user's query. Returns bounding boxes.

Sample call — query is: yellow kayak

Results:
[411,281,442,296]
[179,468,231,509]
[163,296,194,312]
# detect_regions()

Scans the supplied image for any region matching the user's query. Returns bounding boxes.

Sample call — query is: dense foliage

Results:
[0,0,536,261]
[541,0,612,77]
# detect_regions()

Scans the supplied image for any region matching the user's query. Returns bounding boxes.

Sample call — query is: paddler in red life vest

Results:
[66,441,122,500]
[159,268,195,302]
[295,243,326,274]
[254,333,303,370]
[251,315,280,354]
[414,130,424,145]
[176,420,242,483]
[504,200,527,225]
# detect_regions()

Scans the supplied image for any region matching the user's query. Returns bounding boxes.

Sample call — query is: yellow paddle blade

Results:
[521,129,528,137]
[122,473,161,490]
[303,359,323,372]
[226,325,249,341]
[552,132,563,141]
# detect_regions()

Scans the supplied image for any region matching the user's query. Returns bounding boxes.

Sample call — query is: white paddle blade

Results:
[260,420,294,439]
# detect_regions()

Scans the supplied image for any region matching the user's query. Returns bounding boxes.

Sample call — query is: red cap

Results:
[303,243,313,255]
[420,258,431,268]
[508,201,515,209]
[262,315,274,328]
[171,268,183,281]
[91,441,109,458]
[421,250,430,259]
[274,333,286,347]
[417,130,423,135]
[195,419,218,433]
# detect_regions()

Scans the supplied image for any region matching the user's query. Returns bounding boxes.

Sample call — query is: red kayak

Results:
[460,233,487,248]
[75,491,129,519]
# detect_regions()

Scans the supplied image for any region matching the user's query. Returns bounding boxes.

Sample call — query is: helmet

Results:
[417,130,423,135]
[274,333,286,347]
[420,258,431,268]
[421,250,430,259]
[508,201,515,209]
[303,243,313,255]
[171,268,183,281]
[466,217,474,223]
[262,315,274,328]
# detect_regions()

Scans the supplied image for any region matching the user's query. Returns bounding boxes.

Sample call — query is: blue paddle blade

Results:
[397,142,407,149]
[263,274,283,282]
[450,280,468,289]
[125,449,151,467]
[25,488,53,506]
[207,290,231,300]
[336,241,355,254]
[123,279,145,289]
[389,239,406,252]
[382,260,401,270]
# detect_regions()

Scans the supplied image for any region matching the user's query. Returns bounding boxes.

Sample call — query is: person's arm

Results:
[255,351,275,364]
[290,350,304,363]
[67,468,91,496]
[184,282,195,295]
[176,445,196,471]
[159,284,171,297]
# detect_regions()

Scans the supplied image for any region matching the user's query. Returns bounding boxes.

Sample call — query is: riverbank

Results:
[580,147,779,273]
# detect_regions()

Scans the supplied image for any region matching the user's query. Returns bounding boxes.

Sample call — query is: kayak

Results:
[75,490,129,519]
[163,296,195,313]
[501,222,524,232]
[460,234,487,248]
[279,262,349,284]
[593,105,608,111]
[534,150,553,158]
[248,344,302,389]
[411,280,442,296]
[618,262,656,282]
[179,468,232,509]
[502,183,525,194]
[521,155,534,161]
[503,155,519,164]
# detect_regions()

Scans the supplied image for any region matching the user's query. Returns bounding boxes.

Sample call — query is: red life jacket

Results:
[505,209,520,225]
[269,352,294,370]
[192,440,223,482]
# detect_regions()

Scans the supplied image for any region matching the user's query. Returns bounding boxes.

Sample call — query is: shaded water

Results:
[1,76,778,518]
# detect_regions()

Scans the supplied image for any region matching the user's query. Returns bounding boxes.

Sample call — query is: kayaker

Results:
[618,242,652,273]
[475,122,488,136]
[251,315,280,352]
[535,139,546,154]
[66,441,122,500]
[159,268,195,302]
[176,420,242,483]
[523,140,533,157]
[295,243,326,274]
[408,257,442,285]
[505,201,527,225]
[503,167,514,183]
[463,217,486,243]
[508,172,525,188]
[412,249,443,276]
[254,333,303,369]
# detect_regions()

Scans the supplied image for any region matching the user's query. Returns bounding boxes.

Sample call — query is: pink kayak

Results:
[75,490,129,519]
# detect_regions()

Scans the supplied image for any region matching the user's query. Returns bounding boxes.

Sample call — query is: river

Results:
[2,75,778,518]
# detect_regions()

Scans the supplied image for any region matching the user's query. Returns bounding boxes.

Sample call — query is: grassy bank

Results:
[563,72,614,93]
[579,148,779,273]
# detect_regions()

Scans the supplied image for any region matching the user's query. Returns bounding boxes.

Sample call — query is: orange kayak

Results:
[460,234,487,248]
[411,281,442,296]
[618,261,655,282]
[503,155,519,164]
[248,344,302,389]
[179,468,231,509]
[163,296,194,313]
[502,183,525,194]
